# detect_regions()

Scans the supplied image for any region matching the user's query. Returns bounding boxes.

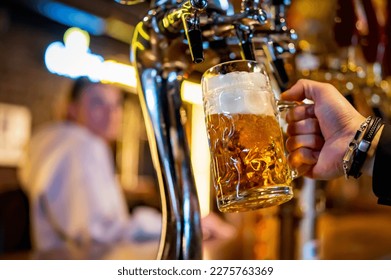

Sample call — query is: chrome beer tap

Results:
[159,0,208,63]
[252,0,297,92]
[202,0,297,92]
[199,0,267,59]
[116,0,297,260]
[115,0,270,260]
[128,0,208,260]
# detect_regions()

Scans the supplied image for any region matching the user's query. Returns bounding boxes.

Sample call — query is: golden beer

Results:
[206,113,293,212]
[202,60,294,212]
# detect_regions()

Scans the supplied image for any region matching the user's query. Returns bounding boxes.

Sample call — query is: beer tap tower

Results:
[116,0,297,260]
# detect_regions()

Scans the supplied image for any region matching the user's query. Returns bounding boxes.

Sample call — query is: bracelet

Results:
[342,116,372,179]
[342,116,384,179]
[348,117,384,178]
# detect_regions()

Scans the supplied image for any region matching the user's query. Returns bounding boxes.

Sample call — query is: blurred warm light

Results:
[179,82,210,216]
[44,27,137,87]
[46,27,205,100]
[0,103,31,167]
[191,105,211,217]
[346,82,354,91]
[181,80,210,216]
[105,17,135,44]
[101,60,137,88]
[298,40,311,51]
[381,80,390,93]
[64,27,90,52]
[44,39,104,81]
[181,81,203,105]
[295,52,320,71]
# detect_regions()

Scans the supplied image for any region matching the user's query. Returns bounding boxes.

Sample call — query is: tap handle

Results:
[187,1,207,64]
[270,0,291,6]
[185,12,204,64]
[263,41,289,91]
[160,0,206,64]
[236,27,256,61]
[271,57,289,91]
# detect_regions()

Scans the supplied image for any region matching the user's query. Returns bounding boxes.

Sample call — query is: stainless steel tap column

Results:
[128,0,207,260]
[117,0,297,260]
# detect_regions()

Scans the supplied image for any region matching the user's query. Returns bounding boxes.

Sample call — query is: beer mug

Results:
[201,60,296,213]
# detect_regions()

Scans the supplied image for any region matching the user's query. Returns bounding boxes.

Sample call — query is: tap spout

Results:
[160,0,207,63]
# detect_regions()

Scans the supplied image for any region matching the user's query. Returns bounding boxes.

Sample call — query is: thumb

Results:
[280,79,308,102]
[281,79,328,102]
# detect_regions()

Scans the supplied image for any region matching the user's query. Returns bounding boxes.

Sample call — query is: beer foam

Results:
[203,71,276,116]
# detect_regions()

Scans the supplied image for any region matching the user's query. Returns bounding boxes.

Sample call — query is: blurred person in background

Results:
[19,77,161,255]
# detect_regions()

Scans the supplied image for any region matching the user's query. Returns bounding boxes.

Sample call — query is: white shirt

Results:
[19,122,160,253]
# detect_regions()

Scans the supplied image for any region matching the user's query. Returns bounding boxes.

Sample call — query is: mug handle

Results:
[276,100,303,112]
[275,100,309,180]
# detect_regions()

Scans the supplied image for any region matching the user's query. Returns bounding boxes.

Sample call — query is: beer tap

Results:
[159,0,207,63]
[269,0,291,32]
[204,0,295,93]
[116,0,210,260]
[252,0,297,92]
[234,0,267,60]
[116,0,298,260]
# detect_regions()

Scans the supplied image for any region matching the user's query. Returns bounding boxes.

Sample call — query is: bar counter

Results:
[0,232,244,260]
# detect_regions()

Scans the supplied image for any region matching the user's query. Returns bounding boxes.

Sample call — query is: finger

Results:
[295,164,314,178]
[287,148,320,177]
[280,79,311,101]
[288,147,319,167]
[285,104,315,123]
[285,134,324,152]
[281,79,334,102]
[286,118,321,136]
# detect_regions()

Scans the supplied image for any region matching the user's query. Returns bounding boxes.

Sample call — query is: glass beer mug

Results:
[202,60,296,213]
